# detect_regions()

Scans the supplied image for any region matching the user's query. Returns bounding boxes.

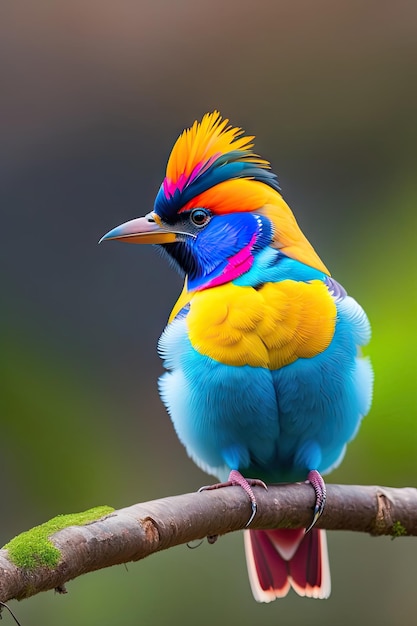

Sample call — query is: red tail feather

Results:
[244,528,331,601]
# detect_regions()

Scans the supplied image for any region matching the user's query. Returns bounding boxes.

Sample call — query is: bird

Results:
[100,112,373,600]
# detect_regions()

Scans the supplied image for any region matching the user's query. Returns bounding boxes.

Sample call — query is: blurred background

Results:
[1,1,416,624]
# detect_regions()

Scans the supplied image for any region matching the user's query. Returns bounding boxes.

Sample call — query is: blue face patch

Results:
[160,212,273,291]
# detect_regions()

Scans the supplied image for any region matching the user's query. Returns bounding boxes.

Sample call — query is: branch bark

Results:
[1,483,416,603]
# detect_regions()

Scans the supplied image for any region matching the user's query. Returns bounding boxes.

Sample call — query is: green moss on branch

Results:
[3,505,114,569]
[391,520,408,539]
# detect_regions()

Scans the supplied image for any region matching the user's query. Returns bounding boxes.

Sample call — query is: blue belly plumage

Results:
[158,272,372,484]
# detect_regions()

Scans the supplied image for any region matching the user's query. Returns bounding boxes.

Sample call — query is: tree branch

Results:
[1,483,416,603]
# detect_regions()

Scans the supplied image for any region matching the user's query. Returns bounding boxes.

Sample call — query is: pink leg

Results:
[199,470,267,527]
[305,469,327,533]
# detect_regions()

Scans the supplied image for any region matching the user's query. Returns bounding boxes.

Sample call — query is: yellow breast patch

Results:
[185,280,337,369]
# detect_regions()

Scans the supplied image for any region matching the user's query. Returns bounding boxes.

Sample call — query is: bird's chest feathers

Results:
[182,280,336,369]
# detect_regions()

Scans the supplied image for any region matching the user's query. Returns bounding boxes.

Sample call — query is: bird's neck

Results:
[192,232,259,291]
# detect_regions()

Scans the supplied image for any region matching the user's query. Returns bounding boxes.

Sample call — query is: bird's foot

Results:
[305,469,327,533]
[199,470,267,527]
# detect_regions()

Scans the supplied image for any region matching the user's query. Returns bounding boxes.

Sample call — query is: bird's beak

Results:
[99,213,177,245]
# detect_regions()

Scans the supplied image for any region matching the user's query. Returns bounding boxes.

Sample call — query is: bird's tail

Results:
[244,527,331,601]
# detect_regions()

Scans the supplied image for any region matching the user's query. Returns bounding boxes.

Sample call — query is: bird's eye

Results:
[190,208,211,228]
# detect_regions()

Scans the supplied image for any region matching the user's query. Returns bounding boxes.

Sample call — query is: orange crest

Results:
[166,111,268,184]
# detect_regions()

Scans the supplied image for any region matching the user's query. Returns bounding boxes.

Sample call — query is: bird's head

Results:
[101,112,328,290]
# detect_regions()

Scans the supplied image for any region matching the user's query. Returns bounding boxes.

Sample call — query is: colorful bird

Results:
[100,112,373,600]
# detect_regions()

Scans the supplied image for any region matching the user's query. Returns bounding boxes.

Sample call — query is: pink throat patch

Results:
[203,233,257,290]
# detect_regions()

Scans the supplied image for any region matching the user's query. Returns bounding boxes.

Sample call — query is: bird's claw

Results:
[199,470,266,527]
[305,469,327,533]
[246,500,258,528]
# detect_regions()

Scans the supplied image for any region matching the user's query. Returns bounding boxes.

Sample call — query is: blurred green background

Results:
[1,1,416,624]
